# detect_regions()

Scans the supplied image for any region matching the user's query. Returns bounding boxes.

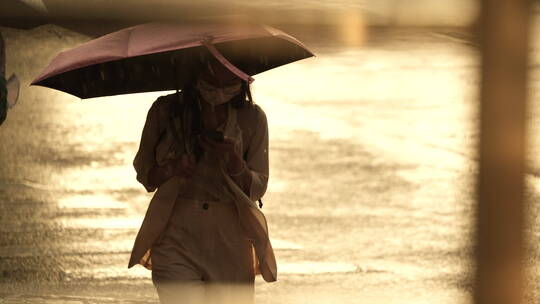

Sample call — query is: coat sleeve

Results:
[133,99,163,193]
[245,105,269,201]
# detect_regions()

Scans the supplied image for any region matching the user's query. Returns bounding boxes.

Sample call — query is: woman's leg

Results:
[152,274,205,304]
[206,282,254,304]
[151,237,205,304]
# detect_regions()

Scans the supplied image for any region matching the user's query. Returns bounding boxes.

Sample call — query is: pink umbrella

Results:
[31,22,314,99]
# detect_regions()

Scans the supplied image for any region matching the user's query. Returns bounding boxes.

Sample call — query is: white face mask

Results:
[196,78,242,106]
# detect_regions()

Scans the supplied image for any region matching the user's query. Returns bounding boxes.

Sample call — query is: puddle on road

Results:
[57,194,127,209]
[271,239,303,250]
[280,262,359,275]
[59,217,143,229]
[65,261,360,280]
[0,240,134,257]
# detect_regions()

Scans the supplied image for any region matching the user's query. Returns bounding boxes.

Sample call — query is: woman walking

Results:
[129,56,276,304]
[29,22,312,302]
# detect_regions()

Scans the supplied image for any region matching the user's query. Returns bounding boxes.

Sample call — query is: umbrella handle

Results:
[201,37,254,84]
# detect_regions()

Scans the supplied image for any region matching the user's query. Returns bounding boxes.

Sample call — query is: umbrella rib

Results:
[202,39,254,83]
[125,28,134,58]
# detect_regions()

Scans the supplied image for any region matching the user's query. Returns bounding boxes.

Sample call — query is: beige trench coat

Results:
[127,93,277,282]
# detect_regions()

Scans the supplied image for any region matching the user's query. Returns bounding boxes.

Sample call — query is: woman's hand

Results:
[200,134,253,194]
[199,135,245,174]
[147,154,196,189]
[170,154,197,177]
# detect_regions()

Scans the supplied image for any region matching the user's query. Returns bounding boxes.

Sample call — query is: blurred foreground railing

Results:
[476,0,531,304]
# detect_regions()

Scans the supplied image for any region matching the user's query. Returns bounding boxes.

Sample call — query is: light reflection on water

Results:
[57,166,140,191]
[57,194,126,209]
[59,217,143,229]
[255,41,477,169]
[280,261,358,274]
[65,262,360,281]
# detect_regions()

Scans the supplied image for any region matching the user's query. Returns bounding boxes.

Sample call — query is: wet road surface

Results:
[1,23,540,303]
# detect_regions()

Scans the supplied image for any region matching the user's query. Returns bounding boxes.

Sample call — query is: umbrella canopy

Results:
[31,22,314,99]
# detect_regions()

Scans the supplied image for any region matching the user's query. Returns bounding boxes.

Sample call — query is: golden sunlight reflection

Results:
[2,240,135,257]
[57,166,139,191]
[254,42,477,171]
[279,262,358,274]
[59,217,143,229]
[68,262,360,281]
[61,240,134,253]
[57,194,126,209]
[270,239,303,250]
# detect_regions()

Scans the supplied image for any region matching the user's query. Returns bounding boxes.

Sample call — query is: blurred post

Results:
[475,0,531,304]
